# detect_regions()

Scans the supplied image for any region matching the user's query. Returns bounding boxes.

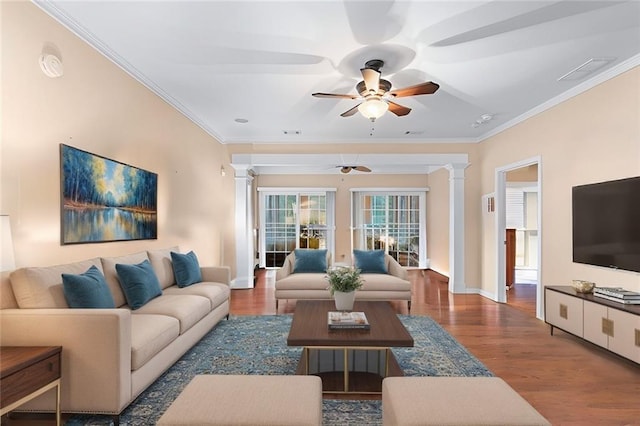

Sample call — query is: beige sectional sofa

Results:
[275,251,412,312]
[0,247,230,419]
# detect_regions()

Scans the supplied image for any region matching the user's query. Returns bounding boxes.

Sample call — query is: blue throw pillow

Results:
[62,265,116,308]
[171,251,202,287]
[293,249,328,273]
[353,250,388,274]
[116,260,162,310]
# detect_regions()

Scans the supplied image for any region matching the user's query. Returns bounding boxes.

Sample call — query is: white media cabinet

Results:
[545,286,640,364]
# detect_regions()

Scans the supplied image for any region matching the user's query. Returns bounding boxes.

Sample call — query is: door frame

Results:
[495,156,543,319]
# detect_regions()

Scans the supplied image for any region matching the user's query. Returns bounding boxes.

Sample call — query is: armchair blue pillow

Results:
[116,259,162,310]
[171,250,202,287]
[293,249,328,273]
[62,265,116,308]
[353,249,388,274]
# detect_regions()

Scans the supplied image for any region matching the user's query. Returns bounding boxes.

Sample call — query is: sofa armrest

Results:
[387,257,409,280]
[200,266,231,285]
[275,254,294,281]
[0,308,132,414]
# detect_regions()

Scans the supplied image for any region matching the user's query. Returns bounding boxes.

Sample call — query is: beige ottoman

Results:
[157,375,323,426]
[382,377,550,426]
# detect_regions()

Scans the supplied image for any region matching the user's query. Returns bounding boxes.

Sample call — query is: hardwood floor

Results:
[233,269,640,425]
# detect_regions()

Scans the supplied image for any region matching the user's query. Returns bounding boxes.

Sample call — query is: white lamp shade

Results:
[1,215,16,271]
[358,98,389,121]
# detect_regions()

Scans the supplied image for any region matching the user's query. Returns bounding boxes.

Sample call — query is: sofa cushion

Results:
[101,251,150,307]
[10,258,103,308]
[62,265,116,308]
[130,314,180,371]
[360,273,411,291]
[171,251,202,287]
[293,249,328,273]
[147,247,179,289]
[116,260,163,310]
[163,283,230,310]
[354,250,388,274]
[133,294,211,334]
[275,274,330,291]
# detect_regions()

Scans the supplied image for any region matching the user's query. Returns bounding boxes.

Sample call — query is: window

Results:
[298,195,328,250]
[263,194,297,268]
[352,190,427,268]
[258,189,335,268]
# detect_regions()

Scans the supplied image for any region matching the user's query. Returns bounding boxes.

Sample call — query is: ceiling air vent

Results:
[558,57,616,82]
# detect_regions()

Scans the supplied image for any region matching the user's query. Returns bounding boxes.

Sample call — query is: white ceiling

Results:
[37,0,640,146]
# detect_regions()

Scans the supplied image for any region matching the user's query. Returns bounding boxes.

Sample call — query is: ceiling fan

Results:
[312,59,439,121]
[339,165,371,174]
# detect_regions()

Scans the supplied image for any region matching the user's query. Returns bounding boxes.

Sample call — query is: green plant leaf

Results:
[325,266,363,296]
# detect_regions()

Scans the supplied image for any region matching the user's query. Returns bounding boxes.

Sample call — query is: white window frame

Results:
[258,187,336,268]
[350,188,428,269]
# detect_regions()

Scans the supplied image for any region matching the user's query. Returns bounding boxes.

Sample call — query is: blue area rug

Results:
[68,314,492,425]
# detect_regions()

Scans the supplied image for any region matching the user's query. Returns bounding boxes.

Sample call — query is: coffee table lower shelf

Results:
[295,346,403,395]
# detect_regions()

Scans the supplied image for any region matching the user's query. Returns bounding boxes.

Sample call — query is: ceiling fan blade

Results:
[354,166,371,173]
[340,104,361,117]
[389,82,440,98]
[312,92,359,99]
[388,101,411,117]
[361,68,381,94]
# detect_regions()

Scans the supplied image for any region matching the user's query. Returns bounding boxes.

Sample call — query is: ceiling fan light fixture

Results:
[358,97,388,121]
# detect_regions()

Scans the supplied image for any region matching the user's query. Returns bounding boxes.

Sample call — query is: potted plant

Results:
[326,266,364,311]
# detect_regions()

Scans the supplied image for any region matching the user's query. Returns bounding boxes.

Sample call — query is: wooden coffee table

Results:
[287,300,413,395]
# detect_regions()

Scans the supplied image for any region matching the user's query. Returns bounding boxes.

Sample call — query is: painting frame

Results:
[60,144,158,244]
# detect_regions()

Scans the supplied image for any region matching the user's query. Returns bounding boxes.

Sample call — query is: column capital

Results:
[444,163,469,179]
[232,164,253,179]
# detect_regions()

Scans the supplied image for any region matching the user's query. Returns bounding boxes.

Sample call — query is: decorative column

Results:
[446,163,469,293]
[232,165,254,289]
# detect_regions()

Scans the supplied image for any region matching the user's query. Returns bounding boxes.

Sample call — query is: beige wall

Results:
[506,164,538,182]
[426,167,450,275]
[1,2,235,272]
[479,66,640,292]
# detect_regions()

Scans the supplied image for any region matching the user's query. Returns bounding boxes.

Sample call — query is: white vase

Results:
[333,290,356,311]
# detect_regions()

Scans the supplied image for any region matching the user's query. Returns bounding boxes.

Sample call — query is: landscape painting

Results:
[61,144,157,244]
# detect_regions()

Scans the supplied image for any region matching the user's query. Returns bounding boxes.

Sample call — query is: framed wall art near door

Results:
[60,144,158,244]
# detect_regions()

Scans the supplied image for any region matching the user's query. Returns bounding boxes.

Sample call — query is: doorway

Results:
[495,157,543,319]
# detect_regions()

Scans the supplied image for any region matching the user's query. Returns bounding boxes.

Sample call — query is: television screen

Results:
[572,176,640,273]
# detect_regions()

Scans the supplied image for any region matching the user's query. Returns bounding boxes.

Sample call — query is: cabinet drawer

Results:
[545,289,583,337]
[583,301,608,347]
[0,353,61,408]
[607,308,640,364]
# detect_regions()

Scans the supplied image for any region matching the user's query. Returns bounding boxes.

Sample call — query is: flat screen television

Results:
[572,176,640,273]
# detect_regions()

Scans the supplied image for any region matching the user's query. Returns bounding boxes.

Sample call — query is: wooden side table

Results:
[0,346,62,426]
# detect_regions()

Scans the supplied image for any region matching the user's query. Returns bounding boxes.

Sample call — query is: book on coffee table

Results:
[328,311,370,330]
